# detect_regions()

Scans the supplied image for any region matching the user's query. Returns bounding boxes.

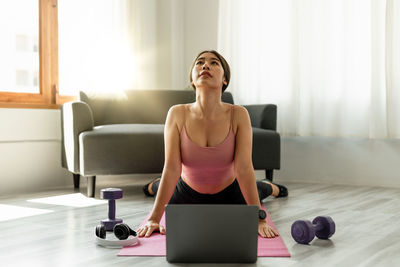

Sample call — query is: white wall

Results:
[1,0,399,196]
[139,0,220,90]
[271,137,400,188]
[183,0,220,84]
[0,109,70,195]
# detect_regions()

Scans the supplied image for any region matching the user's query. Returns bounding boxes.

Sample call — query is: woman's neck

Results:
[194,88,223,119]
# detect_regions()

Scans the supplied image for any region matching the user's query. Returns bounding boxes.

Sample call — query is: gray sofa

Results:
[61,90,280,197]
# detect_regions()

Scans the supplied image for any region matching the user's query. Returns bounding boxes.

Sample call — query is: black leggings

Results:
[151,177,273,204]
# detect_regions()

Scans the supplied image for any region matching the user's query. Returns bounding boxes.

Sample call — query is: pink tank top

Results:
[180,105,235,185]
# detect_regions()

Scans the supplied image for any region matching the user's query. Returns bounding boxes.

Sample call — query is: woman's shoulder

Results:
[231,104,248,118]
[167,104,187,131]
[231,105,250,130]
[168,104,187,114]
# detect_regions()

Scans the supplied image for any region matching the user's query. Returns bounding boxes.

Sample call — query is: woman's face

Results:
[191,52,227,91]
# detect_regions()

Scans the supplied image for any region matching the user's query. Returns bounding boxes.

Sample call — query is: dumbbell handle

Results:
[108,199,116,220]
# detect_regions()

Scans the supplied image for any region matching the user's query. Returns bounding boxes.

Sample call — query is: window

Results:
[0,0,75,109]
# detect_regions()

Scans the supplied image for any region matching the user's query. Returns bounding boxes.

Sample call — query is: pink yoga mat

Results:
[118,205,290,257]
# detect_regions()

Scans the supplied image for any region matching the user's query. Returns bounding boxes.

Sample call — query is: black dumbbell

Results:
[291,216,335,244]
[100,188,123,231]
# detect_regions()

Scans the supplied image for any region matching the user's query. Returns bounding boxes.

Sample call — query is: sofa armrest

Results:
[243,104,277,131]
[61,101,94,173]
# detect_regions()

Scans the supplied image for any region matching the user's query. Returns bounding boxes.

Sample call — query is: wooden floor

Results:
[1,178,399,267]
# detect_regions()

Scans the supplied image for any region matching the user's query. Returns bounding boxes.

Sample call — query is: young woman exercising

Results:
[137,50,288,238]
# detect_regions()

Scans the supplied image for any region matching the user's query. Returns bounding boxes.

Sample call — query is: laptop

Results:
[165,204,259,263]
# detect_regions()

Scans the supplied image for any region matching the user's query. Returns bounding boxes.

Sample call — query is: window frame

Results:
[0,0,76,109]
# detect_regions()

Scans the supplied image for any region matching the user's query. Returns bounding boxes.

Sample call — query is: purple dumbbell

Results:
[100,188,123,231]
[291,216,335,244]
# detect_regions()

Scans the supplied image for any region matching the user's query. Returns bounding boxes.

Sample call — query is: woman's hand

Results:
[258,220,279,238]
[136,219,166,237]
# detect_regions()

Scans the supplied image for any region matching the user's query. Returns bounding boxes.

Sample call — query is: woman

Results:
[137,50,288,238]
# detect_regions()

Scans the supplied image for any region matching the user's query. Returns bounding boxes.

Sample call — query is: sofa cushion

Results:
[79,124,165,175]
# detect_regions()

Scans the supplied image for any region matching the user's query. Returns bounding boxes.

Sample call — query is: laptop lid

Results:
[165,204,259,263]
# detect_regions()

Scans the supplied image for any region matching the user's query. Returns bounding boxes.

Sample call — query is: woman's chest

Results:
[183,119,236,148]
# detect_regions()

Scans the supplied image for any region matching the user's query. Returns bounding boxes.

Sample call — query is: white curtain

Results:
[218,0,400,138]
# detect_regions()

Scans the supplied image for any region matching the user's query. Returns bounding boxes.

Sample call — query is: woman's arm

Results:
[137,105,183,237]
[233,105,279,238]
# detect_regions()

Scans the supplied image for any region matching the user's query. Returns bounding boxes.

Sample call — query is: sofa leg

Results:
[87,176,96,198]
[265,170,273,182]
[73,174,80,189]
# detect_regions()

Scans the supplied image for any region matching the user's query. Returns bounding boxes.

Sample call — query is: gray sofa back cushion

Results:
[79,90,234,126]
